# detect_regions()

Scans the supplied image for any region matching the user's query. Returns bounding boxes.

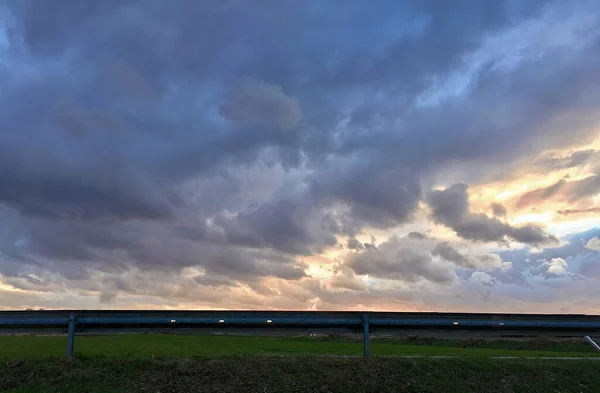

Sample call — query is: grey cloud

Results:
[557,207,600,215]
[331,41,600,188]
[52,100,99,138]
[108,61,160,101]
[433,242,503,270]
[5,0,576,229]
[510,226,559,246]
[491,203,508,218]
[312,162,423,229]
[470,271,496,287]
[191,162,365,255]
[126,240,308,282]
[0,205,307,286]
[193,274,238,288]
[99,276,135,304]
[338,168,422,228]
[577,252,600,279]
[347,236,456,284]
[515,179,566,209]
[534,149,599,172]
[567,174,600,202]
[5,273,599,313]
[1,7,303,222]
[0,153,176,221]
[212,190,340,255]
[3,0,595,227]
[586,237,600,251]
[433,242,470,267]
[2,0,600,306]
[220,78,302,131]
[19,0,128,54]
[347,237,364,250]
[316,0,547,90]
[99,290,117,304]
[3,228,600,312]
[23,219,144,265]
[329,267,367,291]
[427,183,558,245]
[407,232,427,240]
[514,175,600,210]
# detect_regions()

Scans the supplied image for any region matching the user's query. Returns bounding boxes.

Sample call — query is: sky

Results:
[1,0,600,313]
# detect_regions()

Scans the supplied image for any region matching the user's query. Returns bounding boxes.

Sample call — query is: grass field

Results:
[2,335,599,392]
[1,333,598,358]
[2,356,600,393]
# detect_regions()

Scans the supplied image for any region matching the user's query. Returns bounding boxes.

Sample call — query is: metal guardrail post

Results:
[66,313,77,358]
[362,313,370,358]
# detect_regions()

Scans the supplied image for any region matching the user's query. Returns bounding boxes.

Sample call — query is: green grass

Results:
[0,334,598,359]
[2,335,599,392]
[2,356,600,393]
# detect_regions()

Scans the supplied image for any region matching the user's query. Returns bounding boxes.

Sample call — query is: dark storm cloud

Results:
[427,183,558,245]
[220,77,302,131]
[2,0,576,225]
[321,165,423,229]
[325,32,600,188]
[315,0,546,89]
[1,2,309,221]
[1,0,599,297]
[0,169,175,221]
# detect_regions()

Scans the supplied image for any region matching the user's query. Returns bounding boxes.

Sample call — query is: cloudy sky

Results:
[1,0,600,313]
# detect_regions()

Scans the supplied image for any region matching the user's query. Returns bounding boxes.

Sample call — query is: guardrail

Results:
[2,311,600,358]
